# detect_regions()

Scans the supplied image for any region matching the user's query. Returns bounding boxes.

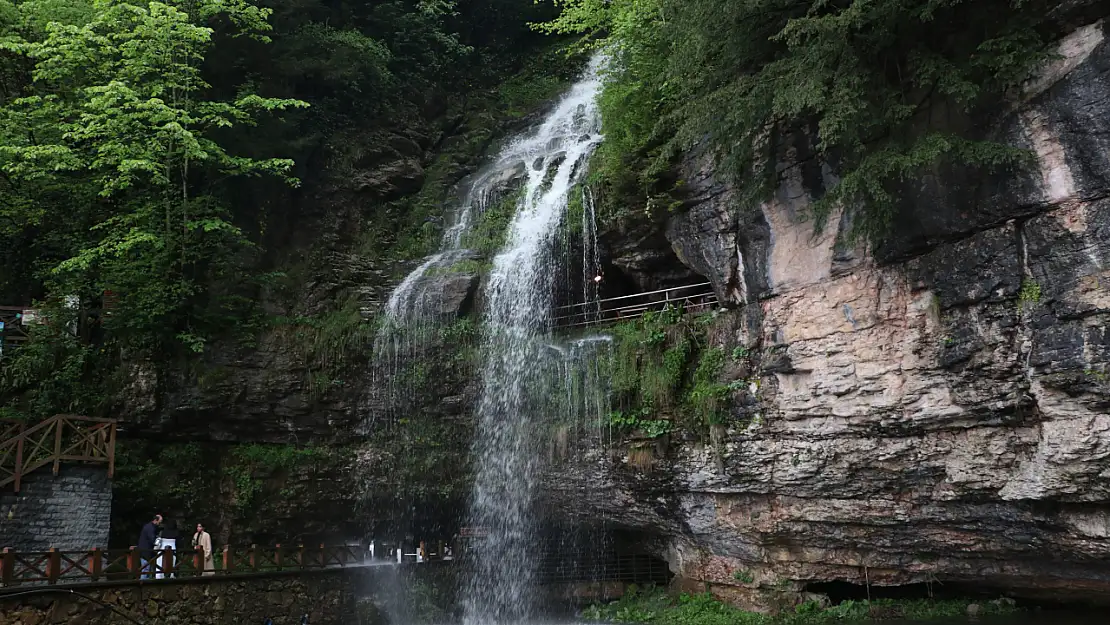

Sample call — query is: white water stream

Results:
[461,57,606,625]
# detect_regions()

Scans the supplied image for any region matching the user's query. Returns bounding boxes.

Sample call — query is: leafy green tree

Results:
[0,0,306,417]
[1,0,306,352]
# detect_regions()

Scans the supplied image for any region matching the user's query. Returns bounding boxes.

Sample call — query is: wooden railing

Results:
[0,415,116,492]
[0,543,670,589]
[0,544,365,588]
[553,282,719,329]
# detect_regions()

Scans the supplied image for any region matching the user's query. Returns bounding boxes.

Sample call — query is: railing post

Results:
[52,418,63,476]
[275,544,283,571]
[162,546,174,578]
[223,546,233,576]
[13,432,23,493]
[47,548,60,584]
[2,548,14,587]
[194,548,202,577]
[128,546,140,579]
[319,543,325,568]
[107,422,117,479]
[249,544,258,572]
[297,544,305,570]
[91,548,102,581]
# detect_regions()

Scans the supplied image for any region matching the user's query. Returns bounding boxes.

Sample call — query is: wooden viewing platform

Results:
[553,282,719,329]
[0,544,366,588]
[0,415,117,492]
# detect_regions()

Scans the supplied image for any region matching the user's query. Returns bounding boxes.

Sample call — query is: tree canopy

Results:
[540,0,1052,236]
[0,0,561,419]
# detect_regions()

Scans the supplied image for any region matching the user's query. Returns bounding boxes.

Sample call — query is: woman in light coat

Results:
[192,523,215,576]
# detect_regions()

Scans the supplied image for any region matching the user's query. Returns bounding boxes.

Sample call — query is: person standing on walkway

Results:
[138,514,162,579]
[192,523,215,576]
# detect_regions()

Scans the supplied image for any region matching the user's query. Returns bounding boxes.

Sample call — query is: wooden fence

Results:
[0,415,116,492]
[0,544,365,588]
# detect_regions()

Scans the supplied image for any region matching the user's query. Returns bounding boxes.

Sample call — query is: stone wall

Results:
[0,571,356,625]
[0,466,111,551]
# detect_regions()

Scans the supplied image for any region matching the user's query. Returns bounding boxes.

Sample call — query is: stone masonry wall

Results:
[0,571,356,625]
[0,466,111,551]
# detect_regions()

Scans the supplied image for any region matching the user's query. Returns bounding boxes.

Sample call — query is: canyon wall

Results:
[552,18,1110,609]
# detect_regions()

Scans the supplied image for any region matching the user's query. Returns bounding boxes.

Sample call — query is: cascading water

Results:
[462,56,606,625]
[372,122,529,426]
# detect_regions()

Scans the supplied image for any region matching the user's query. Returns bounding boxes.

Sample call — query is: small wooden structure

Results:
[0,415,117,492]
[0,306,30,355]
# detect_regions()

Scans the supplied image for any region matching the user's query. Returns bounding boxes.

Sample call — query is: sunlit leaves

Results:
[0,0,307,356]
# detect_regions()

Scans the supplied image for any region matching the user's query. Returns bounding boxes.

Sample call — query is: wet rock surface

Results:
[551,19,1110,609]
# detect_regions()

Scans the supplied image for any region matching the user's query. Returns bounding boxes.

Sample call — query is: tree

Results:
[539,0,1051,238]
[0,0,307,355]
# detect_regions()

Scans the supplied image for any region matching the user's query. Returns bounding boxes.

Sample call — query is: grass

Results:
[582,588,1021,625]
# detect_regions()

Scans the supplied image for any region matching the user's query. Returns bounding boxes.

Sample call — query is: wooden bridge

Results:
[0,415,117,492]
[553,282,719,329]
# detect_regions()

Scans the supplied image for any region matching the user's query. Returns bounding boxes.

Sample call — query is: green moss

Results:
[226,444,332,513]
[604,306,737,436]
[464,186,524,257]
[732,569,755,584]
[425,258,494,277]
[583,588,1020,625]
[1019,279,1042,304]
[272,297,377,395]
[688,347,730,426]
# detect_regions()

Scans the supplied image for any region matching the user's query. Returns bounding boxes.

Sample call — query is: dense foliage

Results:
[583,587,1020,625]
[599,306,756,440]
[540,0,1053,236]
[0,0,563,418]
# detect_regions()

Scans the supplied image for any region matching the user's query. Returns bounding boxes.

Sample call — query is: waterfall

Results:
[462,56,606,625]
[372,118,529,427]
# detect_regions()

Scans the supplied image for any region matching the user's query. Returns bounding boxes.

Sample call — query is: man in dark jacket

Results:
[138,514,162,579]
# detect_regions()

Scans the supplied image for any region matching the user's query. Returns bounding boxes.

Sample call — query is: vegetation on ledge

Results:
[583,588,1020,625]
[601,306,754,439]
[539,0,1054,240]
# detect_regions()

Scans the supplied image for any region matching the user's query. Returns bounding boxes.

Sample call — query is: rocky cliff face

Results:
[551,18,1110,608]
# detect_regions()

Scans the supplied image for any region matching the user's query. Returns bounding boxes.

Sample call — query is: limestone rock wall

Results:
[0,466,111,551]
[559,17,1110,608]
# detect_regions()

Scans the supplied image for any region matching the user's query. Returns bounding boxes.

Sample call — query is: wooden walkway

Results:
[0,543,670,590]
[0,415,116,492]
[0,544,365,588]
[553,282,719,329]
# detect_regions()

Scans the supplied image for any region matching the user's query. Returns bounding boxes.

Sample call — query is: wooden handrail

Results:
[0,544,368,588]
[0,415,116,492]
